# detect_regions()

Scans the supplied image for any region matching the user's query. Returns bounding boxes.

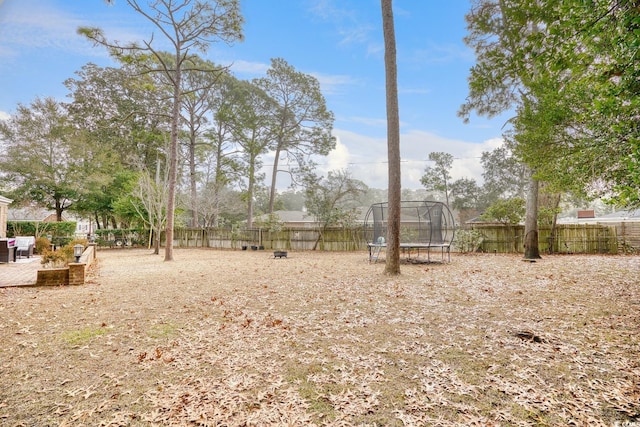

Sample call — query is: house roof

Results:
[255,208,369,224]
[557,208,640,224]
[0,195,12,205]
[599,209,640,220]
[256,210,316,223]
[275,210,315,222]
[8,207,68,222]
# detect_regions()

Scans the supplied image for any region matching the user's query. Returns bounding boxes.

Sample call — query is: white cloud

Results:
[311,72,358,95]
[399,86,431,95]
[308,0,348,21]
[410,42,475,65]
[324,135,351,172]
[0,0,164,62]
[0,2,86,52]
[0,110,9,121]
[366,42,384,59]
[337,25,374,46]
[323,128,504,190]
[342,116,387,128]
[0,43,15,59]
[308,0,375,49]
[223,61,357,98]
[227,59,269,77]
[400,130,504,185]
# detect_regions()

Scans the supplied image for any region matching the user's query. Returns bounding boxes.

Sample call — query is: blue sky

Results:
[0,0,512,190]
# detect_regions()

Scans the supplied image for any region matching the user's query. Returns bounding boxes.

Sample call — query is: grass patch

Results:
[60,326,107,346]
[147,321,180,339]
[285,361,338,422]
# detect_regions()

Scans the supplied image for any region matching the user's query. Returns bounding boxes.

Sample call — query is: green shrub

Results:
[94,228,147,247]
[454,229,484,253]
[7,221,76,238]
[51,236,72,248]
[480,198,526,225]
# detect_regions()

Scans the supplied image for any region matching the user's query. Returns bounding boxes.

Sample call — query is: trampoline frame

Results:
[364,200,456,263]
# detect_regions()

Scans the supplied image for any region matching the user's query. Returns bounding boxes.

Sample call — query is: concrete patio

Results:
[0,256,40,287]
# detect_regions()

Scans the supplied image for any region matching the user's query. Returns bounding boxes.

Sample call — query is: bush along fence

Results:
[98,223,631,255]
[7,221,77,247]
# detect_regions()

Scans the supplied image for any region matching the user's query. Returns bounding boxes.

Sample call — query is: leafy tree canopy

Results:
[481,197,526,225]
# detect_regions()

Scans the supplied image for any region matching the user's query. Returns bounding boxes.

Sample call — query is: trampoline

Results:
[364,200,456,262]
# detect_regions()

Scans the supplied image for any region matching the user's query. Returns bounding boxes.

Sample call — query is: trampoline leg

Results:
[369,245,384,263]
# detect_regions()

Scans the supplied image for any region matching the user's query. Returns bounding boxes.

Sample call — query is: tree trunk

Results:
[548,193,561,254]
[247,164,255,229]
[153,227,160,255]
[55,200,63,222]
[268,145,282,214]
[381,0,401,275]
[164,64,182,262]
[212,131,225,228]
[312,228,324,251]
[189,130,199,228]
[524,169,541,259]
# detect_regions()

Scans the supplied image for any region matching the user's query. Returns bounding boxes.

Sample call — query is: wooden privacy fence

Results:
[469,223,620,254]
[604,221,640,253]
[171,227,365,251]
[121,223,633,254]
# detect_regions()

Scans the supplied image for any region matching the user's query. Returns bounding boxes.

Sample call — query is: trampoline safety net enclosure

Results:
[364,201,456,262]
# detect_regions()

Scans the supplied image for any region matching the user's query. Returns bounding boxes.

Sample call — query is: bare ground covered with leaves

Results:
[0,249,639,426]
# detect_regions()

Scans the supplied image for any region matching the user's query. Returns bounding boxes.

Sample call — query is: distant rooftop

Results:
[558,208,640,224]
[599,209,640,219]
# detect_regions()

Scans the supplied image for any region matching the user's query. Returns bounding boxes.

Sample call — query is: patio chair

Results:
[15,236,35,259]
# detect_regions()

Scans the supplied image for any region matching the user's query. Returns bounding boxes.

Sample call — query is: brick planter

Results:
[35,244,95,287]
[36,267,69,287]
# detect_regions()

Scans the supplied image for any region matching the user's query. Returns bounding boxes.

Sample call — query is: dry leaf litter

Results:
[0,249,638,426]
